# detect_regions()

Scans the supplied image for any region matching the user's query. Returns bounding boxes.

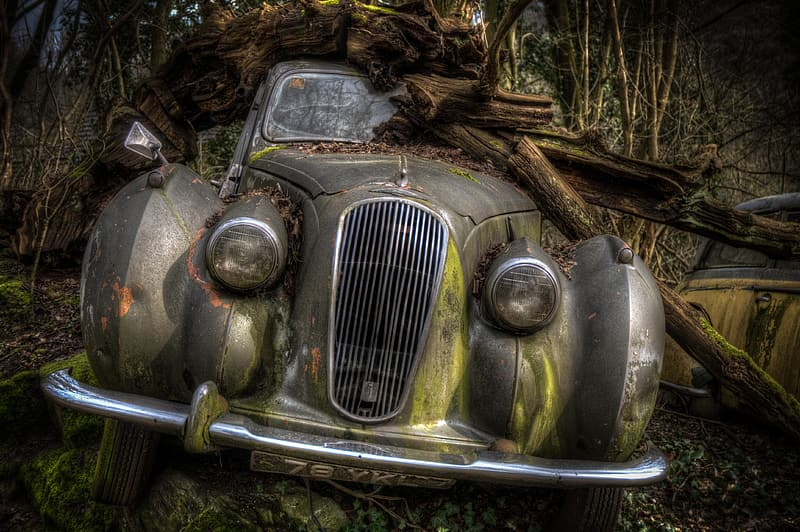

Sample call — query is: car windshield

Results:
[262,71,398,143]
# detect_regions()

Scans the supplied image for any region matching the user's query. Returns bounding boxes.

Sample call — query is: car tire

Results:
[550,487,622,532]
[92,419,160,506]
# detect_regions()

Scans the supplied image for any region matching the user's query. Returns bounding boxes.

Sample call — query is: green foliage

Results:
[0,371,45,426]
[181,506,261,532]
[621,425,800,530]
[343,498,391,531]
[21,447,123,531]
[0,274,31,317]
[193,121,246,180]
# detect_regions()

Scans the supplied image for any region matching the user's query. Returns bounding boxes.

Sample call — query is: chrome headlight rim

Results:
[205,216,286,292]
[483,256,561,334]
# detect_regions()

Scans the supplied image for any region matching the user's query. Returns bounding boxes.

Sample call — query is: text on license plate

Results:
[250,451,455,489]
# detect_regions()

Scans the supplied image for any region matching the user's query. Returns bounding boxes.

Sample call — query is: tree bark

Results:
[150,0,171,71]
[438,125,800,259]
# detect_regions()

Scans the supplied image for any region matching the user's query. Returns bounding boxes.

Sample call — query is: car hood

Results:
[249,148,535,224]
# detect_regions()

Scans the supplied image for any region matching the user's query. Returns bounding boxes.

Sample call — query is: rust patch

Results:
[311,347,322,382]
[112,281,134,317]
[100,316,109,332]
[187,227,230,309]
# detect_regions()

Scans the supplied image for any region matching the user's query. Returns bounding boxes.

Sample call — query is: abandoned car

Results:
[661,193,800,413]
[42,61,668,528]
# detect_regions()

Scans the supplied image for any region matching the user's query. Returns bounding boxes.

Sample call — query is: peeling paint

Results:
[111,281,134,317]
[311,347,322,382]
[187,227,230,309]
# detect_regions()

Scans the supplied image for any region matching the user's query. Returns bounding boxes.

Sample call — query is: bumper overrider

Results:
[42,369,668,489]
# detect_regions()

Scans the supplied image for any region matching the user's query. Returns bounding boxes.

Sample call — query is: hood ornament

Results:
[396,155,409,188]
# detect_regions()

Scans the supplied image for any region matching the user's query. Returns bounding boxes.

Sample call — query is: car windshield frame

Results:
[260,69,398,144]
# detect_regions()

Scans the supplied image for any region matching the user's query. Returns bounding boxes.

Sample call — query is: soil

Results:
[0,262,82,379]
[1,263,798,531]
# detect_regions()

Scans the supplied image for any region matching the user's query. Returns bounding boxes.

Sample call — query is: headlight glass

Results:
[206,218,286,291]
[485,259,560,332]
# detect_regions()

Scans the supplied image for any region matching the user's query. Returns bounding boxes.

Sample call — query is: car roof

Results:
[736,192,800,214]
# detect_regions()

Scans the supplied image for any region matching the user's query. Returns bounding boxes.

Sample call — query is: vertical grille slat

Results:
[330,200,447,422]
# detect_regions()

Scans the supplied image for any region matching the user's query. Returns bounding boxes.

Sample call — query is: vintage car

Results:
[42,61,667,529]
[661,193,800,413]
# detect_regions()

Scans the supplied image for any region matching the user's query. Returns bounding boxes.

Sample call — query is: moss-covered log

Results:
[431,127,800,259]
[11,0,800,261]
[508,135,800,441]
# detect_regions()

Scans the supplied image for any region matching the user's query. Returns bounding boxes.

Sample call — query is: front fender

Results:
[569,235,664,460]
[82,165,281,402]
[508,235,664,461]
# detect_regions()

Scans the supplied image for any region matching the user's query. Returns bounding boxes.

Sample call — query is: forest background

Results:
[0,0,799,530]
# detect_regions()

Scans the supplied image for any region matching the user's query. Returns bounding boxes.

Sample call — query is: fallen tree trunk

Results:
[524,130,800,259]
[509,136,800,441]
[411,118,800,259]
[11,0,800,260]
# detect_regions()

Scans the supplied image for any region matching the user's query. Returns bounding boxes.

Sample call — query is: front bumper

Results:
[42,369,668,488]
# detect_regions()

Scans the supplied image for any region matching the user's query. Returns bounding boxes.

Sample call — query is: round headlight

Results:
[206,217,287,291]
[483,258,560,333]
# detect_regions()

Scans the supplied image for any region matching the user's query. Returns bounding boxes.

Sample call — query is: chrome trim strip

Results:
[42,370,668,488]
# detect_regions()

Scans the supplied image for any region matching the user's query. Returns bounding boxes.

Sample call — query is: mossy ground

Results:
[22,447,123,530]
[0,273,31,317]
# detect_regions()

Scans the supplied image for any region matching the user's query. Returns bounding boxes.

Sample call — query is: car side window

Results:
[698,242,770,269]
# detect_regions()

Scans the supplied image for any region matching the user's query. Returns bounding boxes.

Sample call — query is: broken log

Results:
[509,136,800,441]
[418,121,800,259]
[11,0,800,262]
[524,130,800,259]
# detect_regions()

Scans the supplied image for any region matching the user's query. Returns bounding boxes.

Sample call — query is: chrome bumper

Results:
[42,369,668,488]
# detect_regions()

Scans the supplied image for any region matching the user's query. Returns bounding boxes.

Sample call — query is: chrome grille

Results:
[330,199,448,422]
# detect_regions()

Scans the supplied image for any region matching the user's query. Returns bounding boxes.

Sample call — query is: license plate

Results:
[251,451,455,489]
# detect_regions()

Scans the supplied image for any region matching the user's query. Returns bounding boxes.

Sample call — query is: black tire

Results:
[550,487,623,532]
[92,419,161,506]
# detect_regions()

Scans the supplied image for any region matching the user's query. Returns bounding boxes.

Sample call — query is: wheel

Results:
[92,419,161,506]
[550,487,623,532]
